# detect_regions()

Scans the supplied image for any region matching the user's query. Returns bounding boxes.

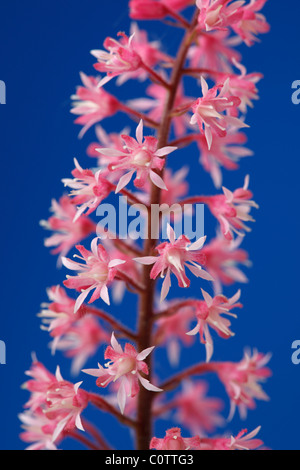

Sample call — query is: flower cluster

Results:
[22,0,271,452]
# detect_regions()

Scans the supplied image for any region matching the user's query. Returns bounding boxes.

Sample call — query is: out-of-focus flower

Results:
[232,0,270,46]
[190,77,248,150]
[197,130,253,188]
[97,120,177,192]
[53,315,110,375]
[201,426,263,450]
[40,196,95,263]
[202,235,250,293]
[154,302,195,366]
[196,0,244,32]
[187,289,242,361]
[166,380,224,435]
[23,361,88,442]
[83,333,162,414]
[135,224,213,301]
[216,349,271,419]
[19,408,60,451]
[71,73,120,137]
[128,83,194,138]
[62,237,126,311]
[187,30,242,74]
[202,175,258,240]
[150,427,202,450]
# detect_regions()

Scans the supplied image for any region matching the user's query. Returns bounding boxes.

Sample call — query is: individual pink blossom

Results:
[232,0,270,46]
[202,235,249,293]
[38,286,82,353]
[62,237,126,312]
[187,289,242,361]
[53,315,110,375]
[91,32,143,87]
[196,0,244,32]
[19,408,60,451]
[97,120,177,192]
[93,24,171,86]
[62,158,114,221]
[128,83,194,138]
[83,333,162,414]
[163,0,194,10]
[201,175,258,240]
[219,61,263,115]
[24,361,89,442]
[129,0,193,20]
[135,225,213,301]
[190,77,248,150]
[201,426,263,450]
[71,72,120,137]
[40,196,95,263]
[154,302,195,366]
[150,427,202,450]
[129,0,170,20]
[216,349,271,419]
[197,131,253,188]
[187,30,242,74]
[168,381,224,435]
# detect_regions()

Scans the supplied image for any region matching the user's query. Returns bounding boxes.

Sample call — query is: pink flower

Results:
[38,286,81,353]
[129,83,193,138]
[97,120,177,192]
[24,361,89,442]
[83,333,162,414]
[19,408,60,451]
[187,289,242,361]
[190,77,248,150]
[196,0,244,32]
[154,302,195,366]
[71,72,120,137]
[62,158,114,221]
[135,225,213,301]
[92,32,142,87]
[202,236,249,293]
[53,315,110,375]
[62,237,126,312]
[219,61,263,115]
[216,349,271,419]
[41,196,95,263]
[187,30,242,74]
[202,175,258,240]
[232,0,270,46]
[201,426,263,450]
[169,381,224,435]
[150,427,202,450]
[129,0,170,20]
[197,131,253,188]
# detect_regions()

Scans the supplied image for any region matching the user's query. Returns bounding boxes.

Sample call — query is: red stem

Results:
[135,10,200,451]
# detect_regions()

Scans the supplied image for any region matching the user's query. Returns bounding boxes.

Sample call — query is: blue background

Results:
[0,0,299,450]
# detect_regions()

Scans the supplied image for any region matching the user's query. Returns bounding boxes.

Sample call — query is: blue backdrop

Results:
[0,0,299,450]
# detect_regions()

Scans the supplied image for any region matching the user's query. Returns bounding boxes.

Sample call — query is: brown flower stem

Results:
[82,419,113,450]
[89,393,137,429]
[84,306,137,341]
[135,10,200,451]
[159,362,219,393]
[152,299,196,322]
[120,104,159,129]
[68,430,100,450]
